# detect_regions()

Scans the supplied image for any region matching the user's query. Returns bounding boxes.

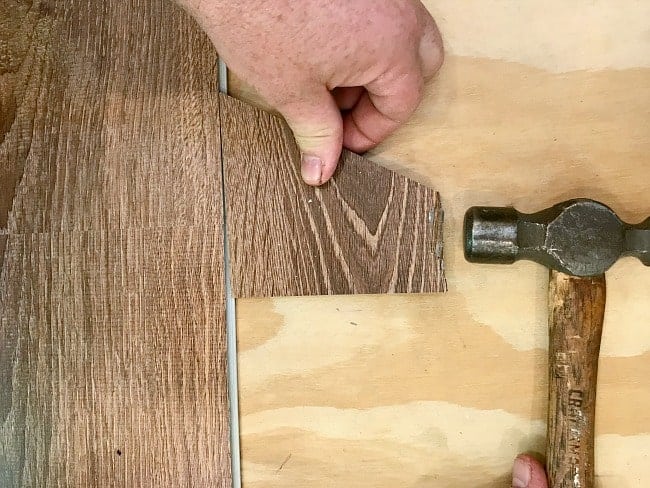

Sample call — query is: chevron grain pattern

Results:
[220,95,446,298]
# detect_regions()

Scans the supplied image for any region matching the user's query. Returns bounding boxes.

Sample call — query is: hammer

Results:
[463,198,650,488]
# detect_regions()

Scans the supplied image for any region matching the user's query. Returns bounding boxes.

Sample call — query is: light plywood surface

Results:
[234,1,650,486]
[0,1,231,485]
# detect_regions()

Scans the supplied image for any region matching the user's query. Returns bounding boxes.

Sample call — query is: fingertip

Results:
[513,454,548,488]
[300,154,323,186]
[300,148,341,186]
[319,148,342,184]
[512,455,532,487]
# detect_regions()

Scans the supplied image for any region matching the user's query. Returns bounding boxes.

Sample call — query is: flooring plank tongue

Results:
[220,94,446,298]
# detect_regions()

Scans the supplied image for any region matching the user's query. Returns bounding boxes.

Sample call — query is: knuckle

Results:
[428,39,445,75]
[390,72,424,119]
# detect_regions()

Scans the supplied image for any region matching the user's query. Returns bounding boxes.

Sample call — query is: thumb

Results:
[512,455,548,488]
[277,90,343,186]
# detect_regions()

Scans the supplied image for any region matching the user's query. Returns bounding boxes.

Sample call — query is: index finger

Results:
[342,65,424,153]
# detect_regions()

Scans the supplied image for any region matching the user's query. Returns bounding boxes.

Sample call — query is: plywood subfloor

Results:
[232,1,650,486]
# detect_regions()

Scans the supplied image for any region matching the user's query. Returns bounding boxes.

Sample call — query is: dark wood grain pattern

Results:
[547,271,606,488]
[0,0,230,486]
[220,94,446,298]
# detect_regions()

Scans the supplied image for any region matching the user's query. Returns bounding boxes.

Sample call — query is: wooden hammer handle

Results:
[547,270,606,488]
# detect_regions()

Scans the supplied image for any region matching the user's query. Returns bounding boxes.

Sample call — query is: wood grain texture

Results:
[232,1,650,486]
[547,272,606,488]
[0,0,230,486]
[1,228,229,487]
[220,94,445,298]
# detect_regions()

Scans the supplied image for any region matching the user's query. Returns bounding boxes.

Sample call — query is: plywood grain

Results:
[233,1,650,486]
[221,94,445,298]
[0,0,230,486]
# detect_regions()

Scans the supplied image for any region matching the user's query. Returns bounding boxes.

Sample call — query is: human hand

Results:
[178,0,444,185]
[513,454,548,488]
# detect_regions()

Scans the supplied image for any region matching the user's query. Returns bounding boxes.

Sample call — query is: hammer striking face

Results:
[463,199,650,277]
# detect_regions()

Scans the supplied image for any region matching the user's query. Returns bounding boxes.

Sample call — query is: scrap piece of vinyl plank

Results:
[220,94,446,298]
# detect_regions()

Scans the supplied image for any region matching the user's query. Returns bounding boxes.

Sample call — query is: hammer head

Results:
[464,199,650,277]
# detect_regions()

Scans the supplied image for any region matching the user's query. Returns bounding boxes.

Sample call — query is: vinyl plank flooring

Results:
[0,0,230,486]
[0,0,223,234]
[220,94,446,298]
[1,228,229,487]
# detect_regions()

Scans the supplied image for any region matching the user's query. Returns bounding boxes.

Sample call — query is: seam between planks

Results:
[217,58,241,488]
